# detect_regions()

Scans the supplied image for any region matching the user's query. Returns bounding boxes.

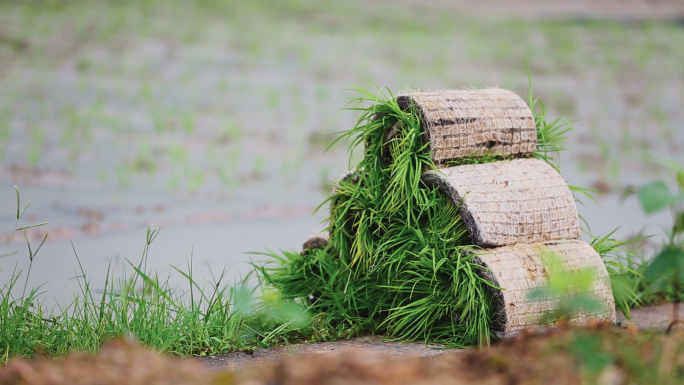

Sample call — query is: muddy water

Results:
[0,167,334,305]
[1,2,684,306]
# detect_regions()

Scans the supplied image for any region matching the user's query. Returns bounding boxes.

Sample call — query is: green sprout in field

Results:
[636,160,684,331]
[2,186,49,296]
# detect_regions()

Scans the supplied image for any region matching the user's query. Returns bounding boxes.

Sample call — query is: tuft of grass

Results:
[0,238,311,361]
[0,188,311,362]
[590,230,644,318]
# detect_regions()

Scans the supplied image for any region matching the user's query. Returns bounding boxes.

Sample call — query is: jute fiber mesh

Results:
[422,158,580,247]
[393,88,537,165]
[311,169,361,254]
[302,231,330,254]
[469,240,616,333]
[331,168,365,194]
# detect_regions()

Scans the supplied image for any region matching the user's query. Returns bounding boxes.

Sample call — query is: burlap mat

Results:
[469,240,616,333]
[392,88,536,165]
[423,158,580,247]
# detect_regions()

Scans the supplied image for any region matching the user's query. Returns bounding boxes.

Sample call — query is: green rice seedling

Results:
[252,156,266,179]
[630,163,684,326]
[318,165,332,191]
[182,113,195,135]
[227,141,242,171]
[115,164,132,188]
[166,172,182,190]
[187,170,206,191]
[132,141,157,175]
[28,126,45,167]
[0,113,10,160]
[590,230,644,319]
[295,99,307,126]
[153,113,168,135]
[266,88,281,111]
[278,153,304,178]
[218,78,230,92]
[315,85,329,104]
[526,71,574,167]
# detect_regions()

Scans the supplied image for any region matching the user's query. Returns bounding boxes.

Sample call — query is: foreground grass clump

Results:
[0,255,308,361]
[260,86,631,346]
[615,162,684,325]
[0,248,298,361]
[0,192,310,362]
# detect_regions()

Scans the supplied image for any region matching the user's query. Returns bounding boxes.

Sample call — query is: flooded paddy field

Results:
[1,0,683,305]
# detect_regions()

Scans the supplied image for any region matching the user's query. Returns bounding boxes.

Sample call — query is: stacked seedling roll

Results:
[262,88,615,346]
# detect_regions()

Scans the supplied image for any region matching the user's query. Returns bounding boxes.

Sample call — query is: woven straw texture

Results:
[395,88,536,165]
[423,158,580,247]
[331,168,364,194]
[469,240,616,333]
[301,231,330,254]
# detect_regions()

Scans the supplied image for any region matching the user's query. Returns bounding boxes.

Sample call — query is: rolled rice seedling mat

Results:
[385,88,537,165]
[422,158,580,247]
[263,86,625,347]
[469,240,616,334]
[301,231,330,254]
[331,168,365,195]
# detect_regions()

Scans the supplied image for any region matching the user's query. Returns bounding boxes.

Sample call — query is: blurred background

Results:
[1,0,683,303]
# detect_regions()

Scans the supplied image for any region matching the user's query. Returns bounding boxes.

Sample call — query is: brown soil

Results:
[3,324,683,385]
[1,304,682,385]
[233,324,684,385]
[0,338,216,385]
[196,336,450,372]
[195,302,684,372]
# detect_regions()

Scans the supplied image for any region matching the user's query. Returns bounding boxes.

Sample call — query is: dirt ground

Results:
[196,336,452,372]
[3,312,684,385]
[196,303,684,372]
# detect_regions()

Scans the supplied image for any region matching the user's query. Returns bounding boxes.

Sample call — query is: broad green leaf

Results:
[527,287,551,301]
[610,275,634,319]
[644,246,684,280]
[638,181,677,213]
[565,295,603,314]
[570,335,614,375]
[678,171,684,189]
[674,211,684,235]
[649,277,670,293]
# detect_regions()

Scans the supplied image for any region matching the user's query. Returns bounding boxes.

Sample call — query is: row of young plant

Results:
[1,86,683,361]
[0,189,313,361]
